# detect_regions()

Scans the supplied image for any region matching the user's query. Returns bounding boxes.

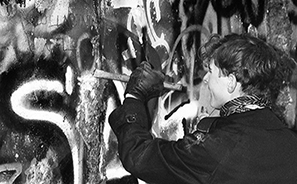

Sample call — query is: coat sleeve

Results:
[108,98,228,184]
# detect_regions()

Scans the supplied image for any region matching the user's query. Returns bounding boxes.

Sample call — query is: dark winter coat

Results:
[108,98,297,184]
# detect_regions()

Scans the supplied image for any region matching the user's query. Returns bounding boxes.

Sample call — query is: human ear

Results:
[227,73,237,93]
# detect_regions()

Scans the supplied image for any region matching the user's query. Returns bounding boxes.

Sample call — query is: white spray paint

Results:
[10,79,83,184]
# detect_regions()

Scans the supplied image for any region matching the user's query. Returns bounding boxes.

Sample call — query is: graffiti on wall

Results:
[0,0,296,183]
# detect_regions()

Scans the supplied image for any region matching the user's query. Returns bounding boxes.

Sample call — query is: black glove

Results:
[125,61,165,102]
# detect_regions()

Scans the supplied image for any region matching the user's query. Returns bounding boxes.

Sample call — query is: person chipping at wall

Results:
[108,33,297,183]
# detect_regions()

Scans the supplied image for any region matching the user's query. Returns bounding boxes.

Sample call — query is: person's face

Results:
[203,59,231,109]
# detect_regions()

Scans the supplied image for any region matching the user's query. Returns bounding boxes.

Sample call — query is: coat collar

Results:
[197,108,288,133]
[225,108,288,130]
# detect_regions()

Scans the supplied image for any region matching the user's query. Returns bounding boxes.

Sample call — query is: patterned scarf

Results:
[220,94,271,117]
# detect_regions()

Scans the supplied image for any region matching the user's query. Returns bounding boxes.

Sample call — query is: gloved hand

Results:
[125,61,165,102]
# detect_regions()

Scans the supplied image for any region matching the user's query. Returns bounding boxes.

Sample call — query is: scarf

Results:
[220,94,271,117]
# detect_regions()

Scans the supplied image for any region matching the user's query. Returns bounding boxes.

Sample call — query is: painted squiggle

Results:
[10,79,83,184]
[145,0,170,53]
[0,162,22,183]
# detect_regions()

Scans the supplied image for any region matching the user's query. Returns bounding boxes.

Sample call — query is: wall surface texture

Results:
[0,0,296,183]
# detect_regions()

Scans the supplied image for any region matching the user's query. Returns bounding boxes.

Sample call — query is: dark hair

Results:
[200,33,296,124]
[200,33,280,99]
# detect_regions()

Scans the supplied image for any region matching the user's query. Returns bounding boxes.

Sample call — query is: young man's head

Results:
[201,33,281,109]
